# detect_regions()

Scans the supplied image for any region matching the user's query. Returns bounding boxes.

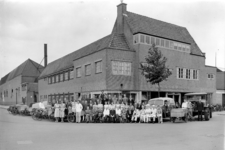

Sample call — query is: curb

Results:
[0,105,9,109]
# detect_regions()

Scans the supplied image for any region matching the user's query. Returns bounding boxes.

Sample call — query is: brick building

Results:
[38,3,216,104]
[215,69,225,106]
[0,59,44,106]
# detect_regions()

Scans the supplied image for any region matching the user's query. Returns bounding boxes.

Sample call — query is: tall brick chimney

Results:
[116,2,127,34]
[44,44,47,67]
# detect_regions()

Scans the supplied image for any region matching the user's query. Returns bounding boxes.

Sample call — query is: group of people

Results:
[47,97,163,123]
[181,99,205,121]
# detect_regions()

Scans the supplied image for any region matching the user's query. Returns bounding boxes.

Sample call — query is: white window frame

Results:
[156,38,160,46]
[70,69,74,79]
[65,72,69,80]
[140,34,145,43]
[133,34,139,44]
[151,36,155,45]
[85,64,91,76]
[76,67,82,78]
[95,60,102,74]
[146,35,150,44]
[186,69,191,79]
[161,39,165,47]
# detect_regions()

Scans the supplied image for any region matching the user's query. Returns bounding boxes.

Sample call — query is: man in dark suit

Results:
[197,99,204,121]
[109,108,116,123]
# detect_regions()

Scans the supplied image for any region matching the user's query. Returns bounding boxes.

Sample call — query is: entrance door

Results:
[174,95,179,104]
[34,95,37,103]
[222,94,225,107]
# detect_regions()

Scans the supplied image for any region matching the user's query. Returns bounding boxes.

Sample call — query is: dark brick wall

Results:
[106,49,135,91]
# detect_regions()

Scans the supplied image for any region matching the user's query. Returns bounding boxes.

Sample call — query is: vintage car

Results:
[184,92,212,121]
[149,97,176,119]
[31,101,51,109]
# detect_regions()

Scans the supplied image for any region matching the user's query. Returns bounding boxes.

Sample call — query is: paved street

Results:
[0,108,224,150]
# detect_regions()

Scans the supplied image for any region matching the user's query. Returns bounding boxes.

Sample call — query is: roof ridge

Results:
[108,33,115,48]
[21,59,30,77]
[47,34,111,66]
[39,34,112,78]
[28,59,42,74]
[126,11,185,29]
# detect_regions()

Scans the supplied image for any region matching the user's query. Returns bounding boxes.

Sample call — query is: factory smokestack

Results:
[44,44,47,67]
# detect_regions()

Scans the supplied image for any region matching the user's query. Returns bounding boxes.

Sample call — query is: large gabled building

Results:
[0,59,44,106]
[38,3,216,104]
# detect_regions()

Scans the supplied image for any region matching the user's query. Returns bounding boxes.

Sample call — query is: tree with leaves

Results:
[140,43,172,97]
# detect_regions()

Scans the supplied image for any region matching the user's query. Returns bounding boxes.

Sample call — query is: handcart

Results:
[170,108,188,123]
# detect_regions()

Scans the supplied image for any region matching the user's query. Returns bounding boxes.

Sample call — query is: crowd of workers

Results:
[36,92,211,123]
[40,94,163,124]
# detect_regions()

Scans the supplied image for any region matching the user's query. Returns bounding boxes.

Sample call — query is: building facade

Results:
[215,69,225,105]
[38,3,216,104]
[0,59,44,106]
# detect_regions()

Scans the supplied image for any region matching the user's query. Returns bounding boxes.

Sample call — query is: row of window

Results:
[76,60,102,78]
[207,74,215,79]
[40,95,48,99]
[2,91,8,97]
[177,67,199,80]
[48,93,74,102]
[133,33,191,53]
[47,68,74,84]
[0,87,20,98]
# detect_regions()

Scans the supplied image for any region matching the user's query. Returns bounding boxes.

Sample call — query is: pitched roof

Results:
[125,11,203,56]
[0,73,9,85]
[217,68,223,72]
[1,59,44,83]
[39,33,131,79]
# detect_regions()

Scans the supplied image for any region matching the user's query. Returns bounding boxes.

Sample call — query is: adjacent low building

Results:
[38,3,216,104]
[0,59,44,106]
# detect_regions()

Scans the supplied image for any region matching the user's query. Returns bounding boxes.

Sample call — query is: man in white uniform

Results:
[39,100,45,109]
[75,100,83,123]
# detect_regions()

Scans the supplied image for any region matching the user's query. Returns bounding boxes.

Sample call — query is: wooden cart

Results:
[170,108,188,123]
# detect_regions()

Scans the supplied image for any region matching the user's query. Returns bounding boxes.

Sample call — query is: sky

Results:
[0,0,225,79]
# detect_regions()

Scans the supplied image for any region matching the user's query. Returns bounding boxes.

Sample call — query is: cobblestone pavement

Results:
[0,108,224,150]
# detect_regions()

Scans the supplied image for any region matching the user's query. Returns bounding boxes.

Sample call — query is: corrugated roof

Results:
[7,60,28,81]
[39,33,131,78]
[125,11,203,56]
[1,59,44,82]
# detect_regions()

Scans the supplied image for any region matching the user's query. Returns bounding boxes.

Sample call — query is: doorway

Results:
[222,94,225,107]
[167,93,181,104]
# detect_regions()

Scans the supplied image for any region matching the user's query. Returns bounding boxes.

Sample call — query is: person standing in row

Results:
[197,99,204,121]
[112,95,117,104]
[71,99,76,114]
[75,100,83,123]
[59,100,66,122]
[54,100,60,122]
